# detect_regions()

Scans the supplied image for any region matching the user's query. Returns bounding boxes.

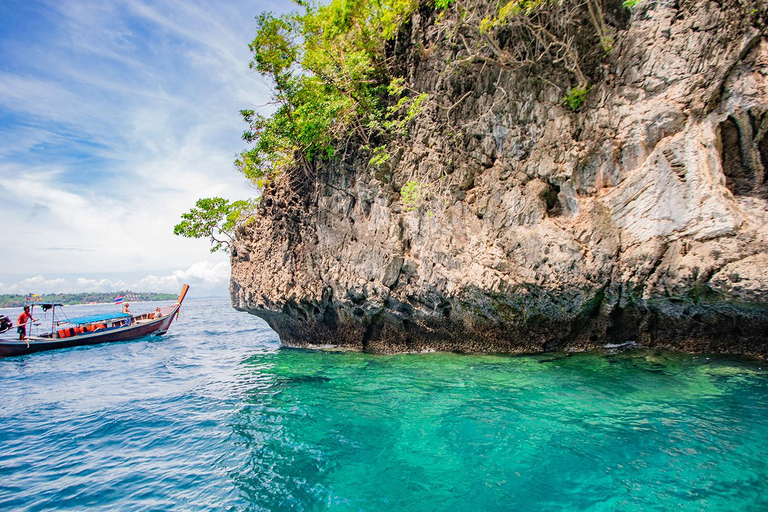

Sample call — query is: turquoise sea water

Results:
[1,297,767,511]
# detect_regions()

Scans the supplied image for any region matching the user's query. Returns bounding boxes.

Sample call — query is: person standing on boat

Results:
[17,306,35,340]
[121,302,134,326]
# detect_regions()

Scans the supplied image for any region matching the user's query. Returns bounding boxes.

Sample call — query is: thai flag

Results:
[114,295,124,304]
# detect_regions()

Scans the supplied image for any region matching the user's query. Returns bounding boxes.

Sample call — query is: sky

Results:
[0,0,288,296]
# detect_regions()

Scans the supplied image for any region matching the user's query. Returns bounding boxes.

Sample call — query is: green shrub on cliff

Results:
[400,180,424,212]
[563,85,590,111]
[237,0,423,187]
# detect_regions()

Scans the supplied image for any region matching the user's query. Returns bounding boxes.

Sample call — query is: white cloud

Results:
[133,260,231,293]
[6,276,69,294]
[0,260,230,296]
[0,0,289,286]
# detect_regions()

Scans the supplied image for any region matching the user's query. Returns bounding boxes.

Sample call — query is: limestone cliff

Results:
[231,1,768,355]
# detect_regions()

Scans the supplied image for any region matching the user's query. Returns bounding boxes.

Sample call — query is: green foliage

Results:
[386,91,430,135]
[622,0,642,8]
[363,77,430,141]
[400,180,424,212]
[600,35,614,55]
[173,197,259,253]
[238,0,424,188]
[435,0,455,9]
[563,86,590,111]
[369,146,390,166]
[481,0,546,31]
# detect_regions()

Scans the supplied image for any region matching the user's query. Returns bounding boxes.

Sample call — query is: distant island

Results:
[0,292,178,308]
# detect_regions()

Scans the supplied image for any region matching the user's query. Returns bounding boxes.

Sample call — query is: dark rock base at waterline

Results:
[240,304,768,358]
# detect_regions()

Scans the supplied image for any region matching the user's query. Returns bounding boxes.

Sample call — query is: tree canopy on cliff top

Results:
[235,0,633,190]
[236,0,422,188]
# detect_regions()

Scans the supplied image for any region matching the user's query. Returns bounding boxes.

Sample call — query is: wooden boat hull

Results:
[0,285,188,359]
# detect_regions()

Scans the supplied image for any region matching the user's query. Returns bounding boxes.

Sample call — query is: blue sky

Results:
[0,0,288,295]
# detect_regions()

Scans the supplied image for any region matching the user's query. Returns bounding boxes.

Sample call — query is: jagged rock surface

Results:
[231,1,768,355]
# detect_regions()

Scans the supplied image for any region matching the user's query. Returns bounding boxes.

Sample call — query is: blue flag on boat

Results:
[114,295,124,304]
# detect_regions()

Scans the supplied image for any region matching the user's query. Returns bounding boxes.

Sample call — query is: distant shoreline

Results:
[0,292,178,309]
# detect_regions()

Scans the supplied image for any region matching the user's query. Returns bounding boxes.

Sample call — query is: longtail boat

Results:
[0,284,189,358]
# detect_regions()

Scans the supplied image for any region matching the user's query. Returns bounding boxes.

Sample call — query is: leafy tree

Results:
[173,197,258,253]
[236,0,424,188]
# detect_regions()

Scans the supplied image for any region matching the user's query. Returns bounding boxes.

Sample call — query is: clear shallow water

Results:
[1,297,768,511]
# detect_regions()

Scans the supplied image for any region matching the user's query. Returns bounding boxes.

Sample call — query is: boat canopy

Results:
[63,312,131,325]
[34,303,63,311]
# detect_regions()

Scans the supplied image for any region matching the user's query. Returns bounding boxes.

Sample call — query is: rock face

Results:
[231,1,768,355]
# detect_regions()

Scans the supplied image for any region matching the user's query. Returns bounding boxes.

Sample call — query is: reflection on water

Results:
[2,297,768,511]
